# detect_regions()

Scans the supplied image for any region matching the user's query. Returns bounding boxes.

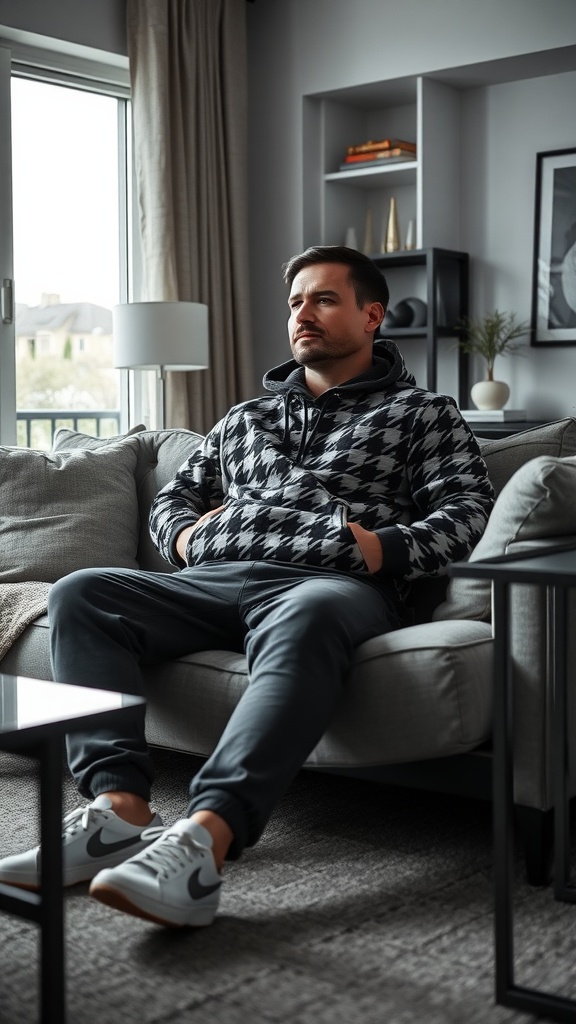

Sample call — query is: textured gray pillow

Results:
[434,455,576,621]
[0,439,141,583]
[477,417,576,496]
[52,426,204,572]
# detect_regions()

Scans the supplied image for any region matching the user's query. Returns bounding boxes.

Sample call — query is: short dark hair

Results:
[282,245,389,312]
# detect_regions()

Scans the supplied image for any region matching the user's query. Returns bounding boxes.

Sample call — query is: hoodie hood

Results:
[263,338,416,396]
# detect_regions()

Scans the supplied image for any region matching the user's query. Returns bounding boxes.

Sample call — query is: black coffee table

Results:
[450,545,576,1022]
[0,674,145,1024]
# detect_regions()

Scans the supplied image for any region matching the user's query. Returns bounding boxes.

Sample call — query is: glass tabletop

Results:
[450,545,576,583]
[0,674,144,736]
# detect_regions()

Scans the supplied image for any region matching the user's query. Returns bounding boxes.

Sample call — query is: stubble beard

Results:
[291,333,348,366]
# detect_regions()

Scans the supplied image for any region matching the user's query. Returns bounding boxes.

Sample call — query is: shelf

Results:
[324,161,418,189]
[381,326,465,340]
[370,247,465,267]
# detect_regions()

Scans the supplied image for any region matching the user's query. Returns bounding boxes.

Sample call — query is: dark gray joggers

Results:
[49,561,401,858]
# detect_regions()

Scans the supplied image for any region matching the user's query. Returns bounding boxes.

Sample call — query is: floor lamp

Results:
[112,301,209,429]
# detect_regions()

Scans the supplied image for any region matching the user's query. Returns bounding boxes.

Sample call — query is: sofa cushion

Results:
[52,426,203,571]
[434,454,576,621]
[143,619,494,764]
[0,439,140,583]
[477,416,576,496]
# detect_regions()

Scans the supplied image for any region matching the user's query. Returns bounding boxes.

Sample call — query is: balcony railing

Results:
[17,410,121,449]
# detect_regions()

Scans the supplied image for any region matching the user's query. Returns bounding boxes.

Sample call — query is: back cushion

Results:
[0,439,140,583]
[477,417,576,496]
[434,454,576,621]
[52,427,204,571]
[416,417,576,621]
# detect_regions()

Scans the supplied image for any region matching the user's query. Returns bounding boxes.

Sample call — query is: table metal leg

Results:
[38,734,65,1024]
[553,586,576,903]
[492,580,516,1003]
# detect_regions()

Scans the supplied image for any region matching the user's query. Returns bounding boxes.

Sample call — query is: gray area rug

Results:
[0,747,574,1023]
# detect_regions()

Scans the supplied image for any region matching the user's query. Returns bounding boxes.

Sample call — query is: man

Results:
[0,246,494,928]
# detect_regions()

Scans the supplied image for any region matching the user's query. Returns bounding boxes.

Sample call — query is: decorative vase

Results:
[470,379,510,411]
[405,218,416,251]
[384,197,400,253]
[363,208,374,255]
[345,226,358,249]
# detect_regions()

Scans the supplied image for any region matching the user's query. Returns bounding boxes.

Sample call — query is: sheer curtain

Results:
[126,0,254,433]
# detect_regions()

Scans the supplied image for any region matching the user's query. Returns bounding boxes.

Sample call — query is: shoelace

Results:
[136,828,205,880]
[61,804,106,840]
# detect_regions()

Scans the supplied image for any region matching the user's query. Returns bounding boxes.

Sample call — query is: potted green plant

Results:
[457,309,529,410]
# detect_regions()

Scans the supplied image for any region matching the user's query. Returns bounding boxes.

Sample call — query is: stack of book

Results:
[340,138,416,172]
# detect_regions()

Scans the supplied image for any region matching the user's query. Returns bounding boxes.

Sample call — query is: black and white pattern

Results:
[149,340,494,591]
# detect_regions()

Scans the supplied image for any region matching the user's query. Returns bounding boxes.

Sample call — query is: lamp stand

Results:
[156,368,167,430]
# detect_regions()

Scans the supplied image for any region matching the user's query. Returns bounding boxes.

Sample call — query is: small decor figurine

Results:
[363,208,374,255]
[405,218,416,251]
[345,226,358,249]
[457,310,529,410]
[383,196,400,253]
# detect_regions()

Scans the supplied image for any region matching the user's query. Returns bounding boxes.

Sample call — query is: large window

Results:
[0,47,133,447]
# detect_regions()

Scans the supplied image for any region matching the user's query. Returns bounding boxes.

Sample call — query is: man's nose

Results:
[295,300,315,322]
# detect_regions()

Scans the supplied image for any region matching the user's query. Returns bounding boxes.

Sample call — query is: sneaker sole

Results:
[0,878,40,893]
[0,873,91,891]
[89,881,217,928]
[0,854,152,892]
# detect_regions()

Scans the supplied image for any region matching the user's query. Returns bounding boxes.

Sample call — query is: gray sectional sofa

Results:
[2,417,576,884]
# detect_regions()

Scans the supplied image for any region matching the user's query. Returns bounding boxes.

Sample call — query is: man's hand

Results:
[176,506,225,564]
[348,522,383,574]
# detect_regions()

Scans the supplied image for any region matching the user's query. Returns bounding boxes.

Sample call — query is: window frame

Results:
[0,35,136,443]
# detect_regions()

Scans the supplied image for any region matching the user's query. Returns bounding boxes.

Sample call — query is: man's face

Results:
[287,262,382,368]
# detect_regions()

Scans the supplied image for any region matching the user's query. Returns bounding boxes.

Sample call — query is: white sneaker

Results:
[89,819,223,928]
[0,795,163,891]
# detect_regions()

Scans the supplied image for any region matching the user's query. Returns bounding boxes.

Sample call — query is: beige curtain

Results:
[126,0,254,433]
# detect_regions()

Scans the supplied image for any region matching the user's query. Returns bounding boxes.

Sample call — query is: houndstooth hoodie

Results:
[149,340,494,596]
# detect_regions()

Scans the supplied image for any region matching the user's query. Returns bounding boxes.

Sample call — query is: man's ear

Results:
[365,302,385,334]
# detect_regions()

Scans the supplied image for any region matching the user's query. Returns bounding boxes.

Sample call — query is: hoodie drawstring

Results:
[282,389,312,464]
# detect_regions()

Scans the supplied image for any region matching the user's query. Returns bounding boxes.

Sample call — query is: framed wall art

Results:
[531,147,576,345]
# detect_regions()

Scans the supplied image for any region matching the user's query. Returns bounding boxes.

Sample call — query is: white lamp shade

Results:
[112,301,209,371]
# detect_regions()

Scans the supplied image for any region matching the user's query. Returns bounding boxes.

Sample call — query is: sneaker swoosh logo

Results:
[188,867,222,901]
[86,829,146,859]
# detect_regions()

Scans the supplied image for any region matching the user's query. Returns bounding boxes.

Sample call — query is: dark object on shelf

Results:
[383,308,397,328]
[394,296,428,328]
[391,300,413,327]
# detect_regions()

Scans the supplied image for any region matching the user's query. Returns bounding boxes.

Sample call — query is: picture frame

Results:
[531,147,576,346]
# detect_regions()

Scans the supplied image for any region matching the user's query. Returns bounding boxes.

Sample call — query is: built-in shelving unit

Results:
[303,75,466,403]
[304,75,461,253]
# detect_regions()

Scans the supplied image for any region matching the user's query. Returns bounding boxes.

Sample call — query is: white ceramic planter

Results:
[470,379,510,411]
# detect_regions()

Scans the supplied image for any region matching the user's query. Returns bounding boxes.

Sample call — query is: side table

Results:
[450,545,576,1022]
[0,674,145,1024]
[469,419,547,440]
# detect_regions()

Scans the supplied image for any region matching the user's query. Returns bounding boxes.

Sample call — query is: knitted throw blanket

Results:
[0,582,51,662]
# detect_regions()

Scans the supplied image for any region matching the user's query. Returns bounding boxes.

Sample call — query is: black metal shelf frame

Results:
[371,247,470,408]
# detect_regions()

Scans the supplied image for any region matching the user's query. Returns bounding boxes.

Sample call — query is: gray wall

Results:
[246,0,576,418]
[0,0,126,57]
[2,0,575,417]
[461,70,576,418]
